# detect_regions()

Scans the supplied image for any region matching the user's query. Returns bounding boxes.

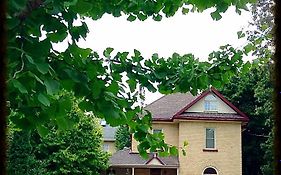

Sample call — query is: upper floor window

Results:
[204,94,217,112]
[206,128,215,149]
[203,167,218,175]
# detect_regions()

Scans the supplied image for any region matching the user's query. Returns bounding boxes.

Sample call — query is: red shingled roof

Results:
[145,87,249,123]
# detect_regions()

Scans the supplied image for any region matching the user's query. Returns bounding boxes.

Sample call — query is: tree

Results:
[221,60,273,175]
[8,107,109,174]
[7,130,47,175]
[7,0,254,159]
[115,125,131,150]
[221,0,274,174]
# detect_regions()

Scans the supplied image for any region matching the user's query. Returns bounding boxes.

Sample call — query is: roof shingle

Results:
[109,148,179,167]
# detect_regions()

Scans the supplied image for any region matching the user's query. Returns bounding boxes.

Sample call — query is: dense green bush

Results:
[8,112,109,175]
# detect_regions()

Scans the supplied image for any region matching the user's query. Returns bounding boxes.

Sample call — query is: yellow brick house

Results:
[108,87,248,175]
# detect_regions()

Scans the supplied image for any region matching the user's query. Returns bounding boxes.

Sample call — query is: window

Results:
[153,129,163,134]
[103,143,109,151]
[150,168,161,175]
[203,167,218,175]
[204,94,217,111]
[206,128,215,149]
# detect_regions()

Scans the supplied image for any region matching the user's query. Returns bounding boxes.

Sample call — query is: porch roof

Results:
[109,148,179,168]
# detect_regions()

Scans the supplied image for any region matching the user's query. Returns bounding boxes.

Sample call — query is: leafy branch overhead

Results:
[7,0,255,157]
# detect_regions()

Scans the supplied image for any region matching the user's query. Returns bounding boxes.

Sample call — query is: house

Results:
[101,120,118,154]
[108,87,249,175]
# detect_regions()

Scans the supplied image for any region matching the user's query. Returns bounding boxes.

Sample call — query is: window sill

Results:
[203,148,218,152]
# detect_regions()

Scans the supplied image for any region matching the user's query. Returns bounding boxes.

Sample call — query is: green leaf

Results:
[182,8,189,15]
[12,79,28,93]
[7,18,20,29]
[91,79,105,99]
[79,101,93,111]
[38,93,50,106]
[103,47,114,58]
[153,14,162,21]
[170,146,178,156]
[48,30,68,43]
[137,13,147,21]
[44,79,60,95]
[10,0,27,10]
[71,0,93,14]
[244,44,255,54]
[183,140,188,147]
[212,80,221,88]
[56,116,69,130]
[241,61,251,74]
[237,31,246,39]
[36,63,49,74]
[25,55,34,64]
[211,11,222,21]
[127,14,137,21]
[36,125,49,137]
[182,149,187,156]
[127,78,137,92]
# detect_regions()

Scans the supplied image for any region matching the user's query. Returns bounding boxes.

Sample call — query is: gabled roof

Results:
[145,87,249,123]
[109,148,179,168]
[144,93,198,121]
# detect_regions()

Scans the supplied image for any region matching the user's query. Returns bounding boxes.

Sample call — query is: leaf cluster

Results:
[7,0,256,158]
[7,108,109,175]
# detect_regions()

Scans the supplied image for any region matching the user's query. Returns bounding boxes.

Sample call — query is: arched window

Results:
[204,94,217,112]
[203,167,218,175]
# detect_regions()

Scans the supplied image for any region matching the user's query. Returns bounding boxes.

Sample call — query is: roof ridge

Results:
[144,93,165,108]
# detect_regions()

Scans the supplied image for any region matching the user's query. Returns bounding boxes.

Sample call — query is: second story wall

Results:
[131,122,179,152]
[103,141,117,154]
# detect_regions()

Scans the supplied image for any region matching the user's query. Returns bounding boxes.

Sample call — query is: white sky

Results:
[61,6,252,104]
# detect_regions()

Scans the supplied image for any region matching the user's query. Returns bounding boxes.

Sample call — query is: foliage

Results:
[222,0,274,173]
[115,125,131,150]
[7,106,109,174]
[7,130,47,175]
[7,0,255,157]
[221,60,273,175]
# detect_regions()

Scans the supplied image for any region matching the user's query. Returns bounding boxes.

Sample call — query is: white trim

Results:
[132,168,135,175]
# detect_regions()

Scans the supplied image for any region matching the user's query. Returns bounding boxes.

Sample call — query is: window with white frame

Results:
[203,167,218,175]
[206,128,215,149]
[204,94,217,112]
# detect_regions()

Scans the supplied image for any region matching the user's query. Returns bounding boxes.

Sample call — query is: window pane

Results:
[203,167,217,174]
[204,95,217,111]
[206,138,215,148]
[206,128,214,138]
[210,101,217,110]
[205,95,216,100]
[206,128,215,148]
[205,101,210,110]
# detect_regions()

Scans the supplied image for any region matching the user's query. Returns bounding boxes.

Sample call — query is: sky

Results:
[66,6,252,104]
